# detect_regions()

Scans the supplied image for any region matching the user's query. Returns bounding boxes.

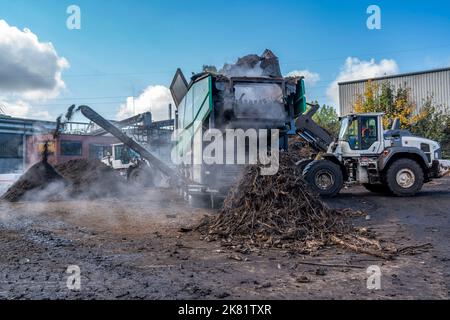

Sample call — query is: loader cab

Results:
[337,113,384,156]
[101,143,139,173]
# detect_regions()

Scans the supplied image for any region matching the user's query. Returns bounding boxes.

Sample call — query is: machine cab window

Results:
[339,115,378,151]
[340,116,360,150]
[360,116,378,150]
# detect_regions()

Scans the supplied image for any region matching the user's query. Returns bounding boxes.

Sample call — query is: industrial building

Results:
[0,115,122,174]
[339,67,450,116]
[0,110,174,176]
[26,133,119,166]
[0,115,56,174]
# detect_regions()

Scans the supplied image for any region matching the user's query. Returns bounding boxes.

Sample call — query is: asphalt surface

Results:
[0,178,449,299]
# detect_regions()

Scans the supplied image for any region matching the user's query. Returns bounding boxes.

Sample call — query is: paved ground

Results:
[0,178,449,299]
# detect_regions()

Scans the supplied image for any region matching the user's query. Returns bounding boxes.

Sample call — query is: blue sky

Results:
[1,0,450,121]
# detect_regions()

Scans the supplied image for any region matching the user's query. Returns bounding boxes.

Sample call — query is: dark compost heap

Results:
[198,152,392,258]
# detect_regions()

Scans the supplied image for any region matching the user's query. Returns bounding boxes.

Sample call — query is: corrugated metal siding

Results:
[339,68,450,116]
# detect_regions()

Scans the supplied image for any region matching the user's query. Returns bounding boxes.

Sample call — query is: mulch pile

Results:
[1,161,66,202]
[1,159,129,202]
[54,159,129,199]
[197,152,392,258]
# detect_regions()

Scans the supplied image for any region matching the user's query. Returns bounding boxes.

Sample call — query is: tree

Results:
[411,98,450,157]
[443,118,450,158]
[354,80,424,129]
[353,81,450,158]
[312,104,340,137]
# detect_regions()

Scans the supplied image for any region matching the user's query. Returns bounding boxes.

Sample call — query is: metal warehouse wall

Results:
[339,68,450,116]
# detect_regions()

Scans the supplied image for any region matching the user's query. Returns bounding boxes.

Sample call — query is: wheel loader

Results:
[297,112,450,197]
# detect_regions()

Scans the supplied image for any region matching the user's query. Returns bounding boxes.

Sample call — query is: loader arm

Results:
[79,105,183,185]
[295,103,334,152]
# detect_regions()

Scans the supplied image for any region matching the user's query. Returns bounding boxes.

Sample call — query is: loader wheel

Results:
[363,184,390,194]
[386,159,424,196]
[189,194,210,208]
[295,159,313,172]
[127,166,154,187]
[303,160,344,197]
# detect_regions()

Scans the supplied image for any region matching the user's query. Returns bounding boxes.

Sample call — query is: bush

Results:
[411,98,450,158]
[354,80,421,129]
[353,80,450,158]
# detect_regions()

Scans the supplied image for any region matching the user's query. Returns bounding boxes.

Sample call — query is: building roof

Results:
[338,67,450,86]
[0,115,55,124]
[0,115,56,135]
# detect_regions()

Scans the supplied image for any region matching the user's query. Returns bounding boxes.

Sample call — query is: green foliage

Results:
[443,119,450,158]
[411,97,450,158]
[354,80,420,128]
[312,104,340,137]
[353,80,450,158]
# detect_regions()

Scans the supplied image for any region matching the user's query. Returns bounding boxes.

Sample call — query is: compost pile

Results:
[1,161,67,202]
[199,152,390,258]
[54,159,129,199]
[1,159,130,202]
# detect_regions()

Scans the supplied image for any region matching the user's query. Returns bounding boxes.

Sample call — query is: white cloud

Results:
[326,57,399,108]
[0,19,69,118]
[0,100,30,118]
[0,99,53,120]
[286,70,320,86]
[116,85,174,121]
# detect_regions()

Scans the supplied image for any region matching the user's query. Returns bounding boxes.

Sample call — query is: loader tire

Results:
[127,166,154,187]
[363,184,390,194]
[189,194,211,208]
[386,159,424,197]
[303,160,343,198]
[295,159,313,172]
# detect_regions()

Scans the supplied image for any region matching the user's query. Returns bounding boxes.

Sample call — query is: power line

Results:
[39,95,131,101]
[34,101,128,107]
[283,43,450,65]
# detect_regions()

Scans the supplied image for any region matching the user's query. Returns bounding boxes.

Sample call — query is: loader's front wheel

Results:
[127,165,154,187]
[303,160,344,197]
[386,159,424,196]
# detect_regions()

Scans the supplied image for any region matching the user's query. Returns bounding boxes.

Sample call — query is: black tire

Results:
[386,159,424,196]
[189,194,211,208]
[127,166,154,187]
[295,159,313,172]
[363,184,390,194]
[303,160,344,197]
